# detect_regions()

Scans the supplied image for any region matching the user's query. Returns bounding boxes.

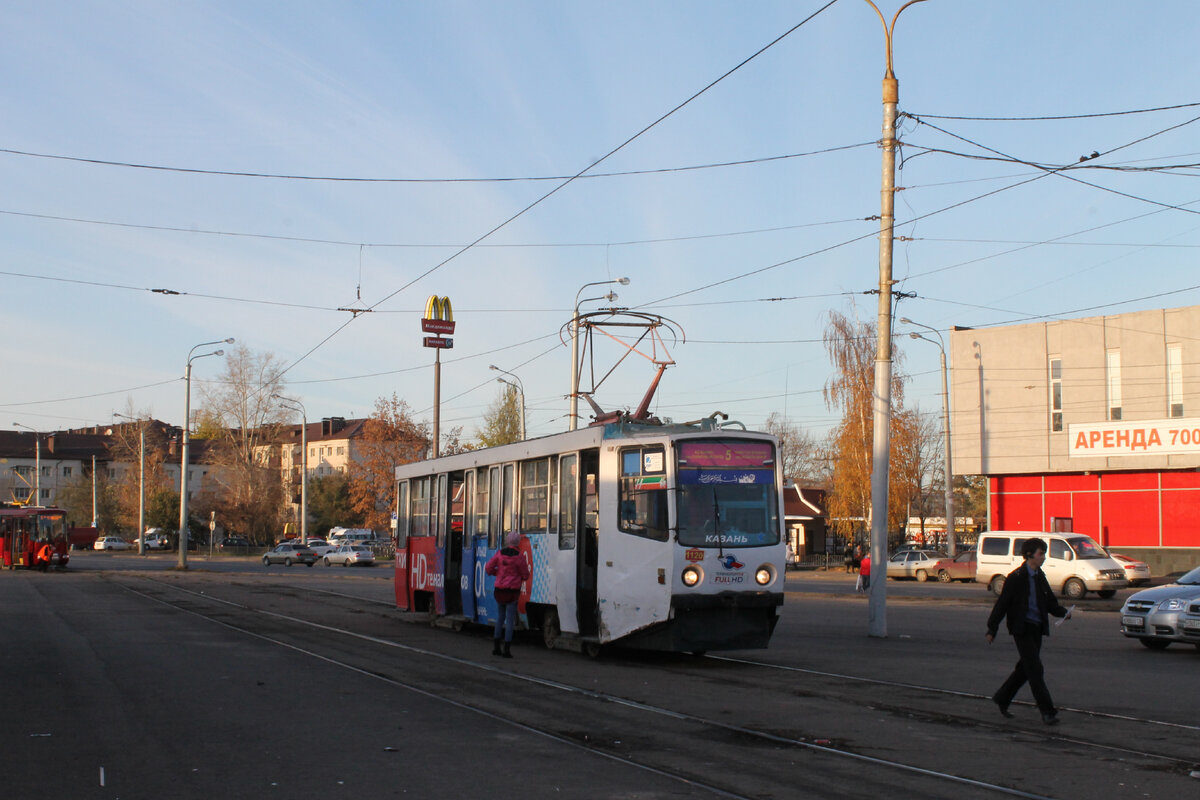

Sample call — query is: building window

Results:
[1106,349,1122,420]
[309,447,315,457]
[1168,343,1183,418]
[63,466,73,478]
[1049,358,1063,432]
[40,489,50,501]
[337,446,345,455]
[40,466,50,477]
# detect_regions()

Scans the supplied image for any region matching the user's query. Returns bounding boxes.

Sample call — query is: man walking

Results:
[985,537,1071,725]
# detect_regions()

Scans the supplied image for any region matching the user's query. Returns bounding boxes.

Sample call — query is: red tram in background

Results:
[0,506,71,569]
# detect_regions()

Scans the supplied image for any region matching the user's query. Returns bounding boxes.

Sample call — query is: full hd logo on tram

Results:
[714,554,745,584]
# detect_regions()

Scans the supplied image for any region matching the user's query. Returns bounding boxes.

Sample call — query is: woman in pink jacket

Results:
[485,532,530,658]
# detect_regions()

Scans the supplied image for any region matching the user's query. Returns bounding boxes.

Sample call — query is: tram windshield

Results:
[675,440,779,547]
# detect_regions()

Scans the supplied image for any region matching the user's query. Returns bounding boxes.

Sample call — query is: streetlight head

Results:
[214,350,225,357]
[617,277,630,285]
[489,364,499,371]
[224,337,235,344]
[908,332,920,339]
[604,292,618,303]
[899,317,912,325]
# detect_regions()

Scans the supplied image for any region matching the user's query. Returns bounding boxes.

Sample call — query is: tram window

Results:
[488,466,502,548]
[618,446,668,541]
[475,468,491,541]
[435,474,447,547]
[520,458,551,532]
[462,471,475,537]
[558,454,578,550]
[395,481,410,545]
[502,464,515,535]
[548,455,559,535]
[411,477,430,537]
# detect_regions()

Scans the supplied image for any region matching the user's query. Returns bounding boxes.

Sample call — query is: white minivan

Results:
[975,531,1129,600]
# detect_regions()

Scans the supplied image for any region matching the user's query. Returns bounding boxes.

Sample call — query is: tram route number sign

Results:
[423,336,453,349]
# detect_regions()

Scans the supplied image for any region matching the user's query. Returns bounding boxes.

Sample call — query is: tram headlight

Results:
[755,565,775,586]
[682,566,702,587]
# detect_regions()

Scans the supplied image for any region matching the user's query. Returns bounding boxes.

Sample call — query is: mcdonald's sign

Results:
[421,295,456,335]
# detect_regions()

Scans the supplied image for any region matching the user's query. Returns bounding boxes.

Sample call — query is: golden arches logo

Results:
[424,295,453,321]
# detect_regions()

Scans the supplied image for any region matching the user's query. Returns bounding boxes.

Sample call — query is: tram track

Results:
[105,573,1198,799]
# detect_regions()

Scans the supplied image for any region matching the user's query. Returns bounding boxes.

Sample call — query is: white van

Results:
[975,531,1128,600]
[328,527,377,545]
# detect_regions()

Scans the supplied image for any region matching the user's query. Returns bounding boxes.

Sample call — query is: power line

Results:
[905,101,1200,122]
[273,1,843,384]
[0,141,871,184]
[0,206,868,250]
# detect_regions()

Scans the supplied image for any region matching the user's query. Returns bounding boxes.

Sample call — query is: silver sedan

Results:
[1119,565,1200,650]
[885,549,948,582]
[323,544,375,567]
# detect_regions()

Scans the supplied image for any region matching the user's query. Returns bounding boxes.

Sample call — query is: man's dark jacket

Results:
[986,564,1068,637]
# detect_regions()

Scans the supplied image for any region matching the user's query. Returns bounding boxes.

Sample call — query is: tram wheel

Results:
[542,609,560,650]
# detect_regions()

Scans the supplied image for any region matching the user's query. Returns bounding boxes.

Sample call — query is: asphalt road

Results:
[3,556,1197,800]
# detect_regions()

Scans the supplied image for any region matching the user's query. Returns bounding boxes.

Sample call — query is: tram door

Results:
[445,472,465,617]
[577,449,600,637]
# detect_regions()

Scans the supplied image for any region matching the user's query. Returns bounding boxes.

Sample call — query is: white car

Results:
[94,536,132,551]
[306,539,337,557]
[324,544,375,567]
[1111,553,1151,587]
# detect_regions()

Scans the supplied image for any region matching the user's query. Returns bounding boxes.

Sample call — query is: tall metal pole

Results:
[91,455,97,526]
[902,320,956,557]
[179,360,193,569]
[137,425,145,554]
[865,0,925,639]
[179,338,233,569]
[569,278,629,430]
[432,348,441,458]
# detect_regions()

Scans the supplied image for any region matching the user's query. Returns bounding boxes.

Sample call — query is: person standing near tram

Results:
[485,532,530,659]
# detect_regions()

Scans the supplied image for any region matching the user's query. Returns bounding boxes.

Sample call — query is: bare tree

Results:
[892,408,941,546]
[194,345,290,542]
[761,412,824,485]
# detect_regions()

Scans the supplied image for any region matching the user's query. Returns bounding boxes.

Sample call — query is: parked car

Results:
[1118,565,1200,649]
[218,536,252,552]
[885,549,947,581]
[94,536,132,551]
[306,539,337,557]
[262,542,318,567]
[323,544,375,567]
[1111,553,1152,587]
[143,533,170,550]
[931,550,977,583]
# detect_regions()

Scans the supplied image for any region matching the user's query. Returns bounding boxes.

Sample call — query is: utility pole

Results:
[865,0,926,639]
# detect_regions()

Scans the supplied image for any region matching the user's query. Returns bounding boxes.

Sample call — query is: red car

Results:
[931,550,977,583]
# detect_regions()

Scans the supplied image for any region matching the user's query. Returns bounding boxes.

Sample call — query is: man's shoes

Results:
[1041,712,1060,725]
[992,696,1014,718]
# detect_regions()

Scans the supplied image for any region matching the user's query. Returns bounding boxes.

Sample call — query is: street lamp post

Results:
[489,366,526,441]
[179,338,234,569]
[569,277,629,430]
[273,395,308,544]
[113,414,146,555]
[865,0,926,639]
[902,318,956,557]
[12,423,41,507]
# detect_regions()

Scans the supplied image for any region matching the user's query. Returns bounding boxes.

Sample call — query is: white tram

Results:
[392,413,785,653]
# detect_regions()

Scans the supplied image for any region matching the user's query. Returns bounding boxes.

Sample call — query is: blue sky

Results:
[3,1,1198,443]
